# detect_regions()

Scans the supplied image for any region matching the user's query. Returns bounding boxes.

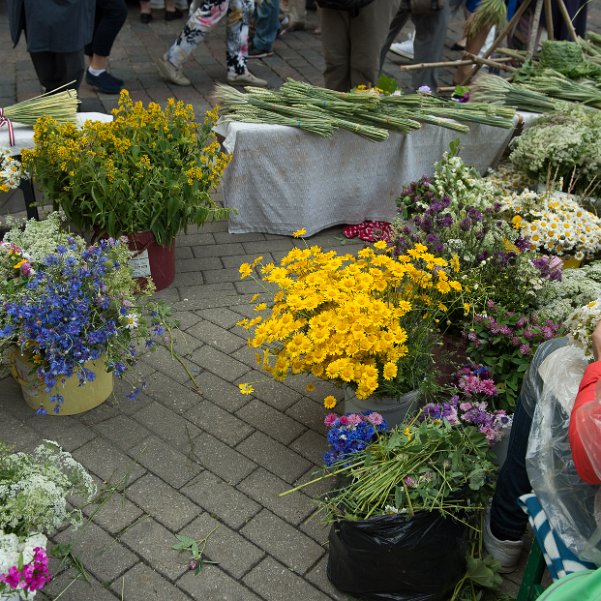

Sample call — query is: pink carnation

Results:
[367,412,384,426]
[324,413,338,427]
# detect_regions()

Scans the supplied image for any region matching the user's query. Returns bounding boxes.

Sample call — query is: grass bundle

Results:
[2,87,79,126]
[214,78,516,141]
[466,0,507,39]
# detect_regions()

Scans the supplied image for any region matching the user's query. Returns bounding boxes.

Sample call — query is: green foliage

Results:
[172,529,219,576]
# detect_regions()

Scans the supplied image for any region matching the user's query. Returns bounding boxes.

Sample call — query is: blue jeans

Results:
[253,0,280,52]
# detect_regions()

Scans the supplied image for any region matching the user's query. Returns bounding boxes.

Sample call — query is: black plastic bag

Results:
[327,511,467,601]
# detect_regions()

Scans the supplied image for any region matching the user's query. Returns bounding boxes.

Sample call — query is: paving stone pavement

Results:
[2,1,601,600]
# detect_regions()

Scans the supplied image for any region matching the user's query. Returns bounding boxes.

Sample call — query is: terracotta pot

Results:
[127,231,176,291]
[9,349,113,416]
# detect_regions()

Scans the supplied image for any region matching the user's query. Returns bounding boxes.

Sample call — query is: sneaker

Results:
[157,54,191,86]
[483,507,523,573]
[227,70,267,87]
[85,70,124,94]
[390,38,414,60]
[248,48,273,59]
[140,12,153,23]
[164,7,184,20]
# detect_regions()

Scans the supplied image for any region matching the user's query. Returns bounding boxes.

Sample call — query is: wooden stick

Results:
[458,0,534,85]
[495,47,528,61]
[543,0,554,40]
[400,56,513,72]
[464,53,517,72]
[526,0,544,60]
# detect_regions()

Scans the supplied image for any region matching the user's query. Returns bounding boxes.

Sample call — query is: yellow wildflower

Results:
[239,263,253,278]
[293,228,307,238]
[323,395,337,409]
[238,383,255,395]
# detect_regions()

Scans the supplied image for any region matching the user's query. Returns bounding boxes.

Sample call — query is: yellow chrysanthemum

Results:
[239,263,253,278]
[323,395,337,409]
[293,228,307,238]
[238,383,255,395]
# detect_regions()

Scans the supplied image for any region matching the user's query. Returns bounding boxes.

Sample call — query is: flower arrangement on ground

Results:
[421,364,512,444]
[0,149,27,194]
[0,213,176,414]
[565,299,601,359]
[502,189,601,262]
[323,411,387,466]
[22,92,230,246]
[237,237,462,408]
[0,441,96,600]
[392,148,550,314]
[462,300,563,410]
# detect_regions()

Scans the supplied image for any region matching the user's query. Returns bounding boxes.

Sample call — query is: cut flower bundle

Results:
[214,78,516,141]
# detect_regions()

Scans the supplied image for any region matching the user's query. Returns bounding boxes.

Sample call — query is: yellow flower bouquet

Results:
[238,237,462,408]
[22,91,230,247]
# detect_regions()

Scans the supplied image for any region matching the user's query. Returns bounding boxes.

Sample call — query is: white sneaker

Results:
[483,507,523,573]
[389,32,415,60]
[157,54,191,86]
[227,70,268,87]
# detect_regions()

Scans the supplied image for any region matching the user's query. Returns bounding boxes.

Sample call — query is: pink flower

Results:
[346,414,363,426]
[324,413,338,427]
[367,412,384,426]
[339,415,349,426]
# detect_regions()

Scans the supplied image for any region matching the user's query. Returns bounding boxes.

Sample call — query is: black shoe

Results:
[165,8,184,20]
[451,42,465,51]
[248,47,273,59]
[140,12,153,23]
[86,70,124,94]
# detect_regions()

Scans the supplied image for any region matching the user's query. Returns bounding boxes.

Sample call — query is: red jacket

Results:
[569,361,601,485]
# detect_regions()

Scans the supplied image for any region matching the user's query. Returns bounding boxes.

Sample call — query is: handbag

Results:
[401,0,446,14]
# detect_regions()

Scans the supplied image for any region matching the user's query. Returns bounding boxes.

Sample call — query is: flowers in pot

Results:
[0,213,176,415]
[237,238,462,408]
[22,93,231,289]
[0,440,96,600]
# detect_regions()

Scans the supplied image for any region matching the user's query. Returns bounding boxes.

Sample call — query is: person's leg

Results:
[140,0,153,22]
[29,52,85,93]
[489,398,533,541]
[86,0,128,69]
[252,0,281,54]
[379,4,410,72]
[165,0,229,69]
[225,0,268,85]
[287,0,306,28]
[350,0,400,89]
[410,2,450,91]
[320,8,351,92]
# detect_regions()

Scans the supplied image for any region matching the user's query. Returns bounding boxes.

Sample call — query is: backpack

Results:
[315,0,375,11]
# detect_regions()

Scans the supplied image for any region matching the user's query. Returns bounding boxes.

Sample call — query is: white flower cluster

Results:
[0,149,27,193]
[0,441,96,538]
[501,190,601,260]
[486,162,537,193]
[565,299,601,358]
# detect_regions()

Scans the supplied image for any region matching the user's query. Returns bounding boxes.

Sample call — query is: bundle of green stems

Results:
[3,87,79,126]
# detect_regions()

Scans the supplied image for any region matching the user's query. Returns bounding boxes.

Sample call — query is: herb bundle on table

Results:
[214,79,516,141]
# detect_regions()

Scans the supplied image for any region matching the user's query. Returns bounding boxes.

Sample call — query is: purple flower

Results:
[404,476,418,488]
[417,85,432,94]
[519,343,531,355]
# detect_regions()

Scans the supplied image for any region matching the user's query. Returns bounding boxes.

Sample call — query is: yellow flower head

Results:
[373,240,388,250]
[238,383,255,395]
[305,383,315,392]
[239,263,253,278]
[293,228,307,238]
[323,395,337,409]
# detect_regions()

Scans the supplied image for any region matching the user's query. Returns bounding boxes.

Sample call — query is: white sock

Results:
[88,67,106,77]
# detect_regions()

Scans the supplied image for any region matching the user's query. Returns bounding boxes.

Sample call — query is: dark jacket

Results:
[8,0,95,53]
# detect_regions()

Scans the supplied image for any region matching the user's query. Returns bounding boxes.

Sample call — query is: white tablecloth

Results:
[1,112,112,156]
[217,115,534,237]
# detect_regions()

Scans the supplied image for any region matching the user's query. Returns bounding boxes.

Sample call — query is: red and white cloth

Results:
[342,220,392,242]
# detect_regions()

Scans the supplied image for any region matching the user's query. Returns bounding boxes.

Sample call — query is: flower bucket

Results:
[343,387,419,428]
[9,350,113,416]
[127,231,175,292]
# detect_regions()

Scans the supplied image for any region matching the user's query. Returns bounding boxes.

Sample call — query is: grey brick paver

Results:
[180,514,265,579]
[291,429,328,466]
[186,399,253,446]
[94,414,150,451]
[241,509,325,574]
[129,436,201,489]
[55,522,138,583]
[197,307,247,329]
[120,517,189,581]
[186,320,246,354]
[181,471,261,530]
[113,563,191,601]
[26,414,97,452]
[238,467,316,526]
[142,371,203,414]
[188,346,252,381]
[44,570,120,601]
[192,432,256,485]
[236,399,306,445]
[243,557,333,601]
[236,431,311,484]
[190,370,248,412]
[178,565,263,601]
[126,473,200,531]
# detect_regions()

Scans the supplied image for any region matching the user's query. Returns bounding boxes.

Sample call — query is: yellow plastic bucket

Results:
[9,350,114,415]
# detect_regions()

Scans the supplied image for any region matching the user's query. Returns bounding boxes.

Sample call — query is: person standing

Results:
[318,0,400,92]
[157,0,267,87]
[379,0,451,92]
[85,0,128,94]
[7,0,95,93]
[249,0,281,57]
